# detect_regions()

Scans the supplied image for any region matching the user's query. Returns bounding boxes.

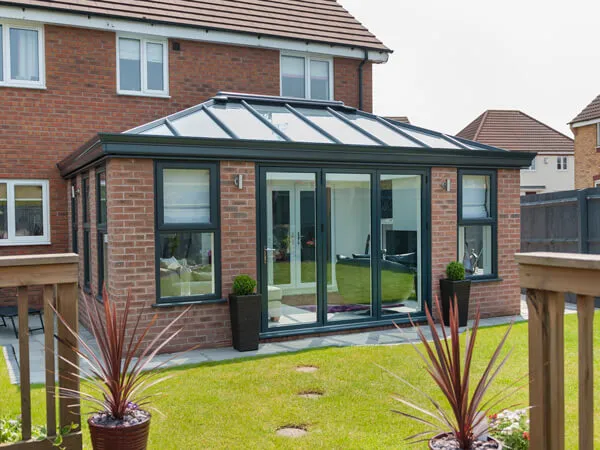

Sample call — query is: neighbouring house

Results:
[458,110,574,195]
[0,0,533,350]
[570,93,600,189]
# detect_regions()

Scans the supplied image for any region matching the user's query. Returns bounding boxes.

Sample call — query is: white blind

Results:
[163,169,210,224]
[462,175,490,219]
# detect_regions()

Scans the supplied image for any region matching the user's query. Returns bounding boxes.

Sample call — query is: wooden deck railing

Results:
[0,254,81,450]
[516,252,598,450]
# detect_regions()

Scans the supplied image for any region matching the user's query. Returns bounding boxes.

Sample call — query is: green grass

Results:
[2,313,600,449]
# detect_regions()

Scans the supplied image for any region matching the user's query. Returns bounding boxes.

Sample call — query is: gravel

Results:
[429,434,500,449]
[89,409,151,428]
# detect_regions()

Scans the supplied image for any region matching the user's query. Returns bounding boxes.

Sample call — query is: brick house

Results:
[458,110,574,195]
[570,94,600,189]
[1,0,533,350]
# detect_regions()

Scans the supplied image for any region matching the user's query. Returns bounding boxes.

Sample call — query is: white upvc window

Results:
[0,180,50,246]
[597,123,600,147]
[280,52,333,100]
[116,34,169,97]
[0,21,45,89]
[595,179,600,188]
[556,156,568,171]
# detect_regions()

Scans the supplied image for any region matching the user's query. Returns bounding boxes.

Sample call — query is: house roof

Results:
[385,116,410,124]
[457,110,573,154]
[57,93,535,177]
[3,0,390,52]
[570,93,600,125]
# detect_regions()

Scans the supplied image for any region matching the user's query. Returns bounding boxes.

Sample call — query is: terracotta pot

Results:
[88,414,150,450]
[428,432,503,450]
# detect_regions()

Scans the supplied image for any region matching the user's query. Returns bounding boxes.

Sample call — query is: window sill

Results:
[0,83,46,90]
[117,90,171,99]
[469,276,503,284]
[0,240,51,246]
[152,298,227,308]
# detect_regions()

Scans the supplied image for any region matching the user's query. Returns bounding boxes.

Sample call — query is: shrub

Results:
[446,261,466,281]
[232,275,257,296]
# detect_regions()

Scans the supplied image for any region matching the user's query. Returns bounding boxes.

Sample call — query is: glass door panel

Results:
[380,174,422,315]
[265,172,317,328]
[325,173,373,322]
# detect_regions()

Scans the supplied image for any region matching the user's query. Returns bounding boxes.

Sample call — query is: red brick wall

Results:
[0,23,371,260]
[334,58,373,112]
[220,162,258,295]
[88,158,261,351]
[431,167,521,319]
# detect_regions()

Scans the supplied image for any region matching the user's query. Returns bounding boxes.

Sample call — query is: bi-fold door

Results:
[259,167,427,333]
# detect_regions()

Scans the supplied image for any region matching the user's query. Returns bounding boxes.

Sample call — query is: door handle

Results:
[264,247,275,264]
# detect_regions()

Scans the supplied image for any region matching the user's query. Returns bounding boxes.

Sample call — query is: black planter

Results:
[439,279,471,327]
[229,293,261,352]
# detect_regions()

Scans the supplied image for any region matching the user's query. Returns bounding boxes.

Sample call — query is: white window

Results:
[0,180,50,245]
[0,21,45,88]
[281,53,333,100]
[523,158,536,171]
[597,124,600,148]
[557,156,568,171]
[595,179,600,188]
[117,35,168,96]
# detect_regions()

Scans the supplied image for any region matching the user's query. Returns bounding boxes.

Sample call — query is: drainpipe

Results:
[358,49,369,111]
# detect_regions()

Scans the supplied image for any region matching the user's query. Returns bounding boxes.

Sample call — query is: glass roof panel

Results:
[251,103,332,143]
[141,124,173,136]
[209,103,283,141]
[171,109,231,139]
[341,113,420,147]
[399,128,461,149]
[295,107,378,145]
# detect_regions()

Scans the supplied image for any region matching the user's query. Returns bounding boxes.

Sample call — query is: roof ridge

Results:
[473,110,489,141]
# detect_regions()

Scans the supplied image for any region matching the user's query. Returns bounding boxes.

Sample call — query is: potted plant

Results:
[384,296,524,449]
[50,289,193,450]
[440,261,471,327]
[228,274,261,352]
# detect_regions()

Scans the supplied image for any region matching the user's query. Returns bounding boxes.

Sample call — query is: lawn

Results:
[1,312,600,449]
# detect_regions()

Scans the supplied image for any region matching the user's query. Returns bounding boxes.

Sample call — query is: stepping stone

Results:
[298,390,323,399]
[276,426,308,438]
[296,365,318,373]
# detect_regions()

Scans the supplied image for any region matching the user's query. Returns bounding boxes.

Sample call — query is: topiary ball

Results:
[446,261,466,281]
[232,275,257,296]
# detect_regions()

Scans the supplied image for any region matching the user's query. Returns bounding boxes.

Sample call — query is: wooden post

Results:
[577,295,594,450]
[527,288,565,450]
[56,282,80,430]
[43,284,56,437]
[17,286,31,441]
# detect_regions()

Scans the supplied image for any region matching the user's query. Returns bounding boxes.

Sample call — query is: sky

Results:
[341,0,600,137]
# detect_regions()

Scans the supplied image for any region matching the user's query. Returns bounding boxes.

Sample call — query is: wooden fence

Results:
[516,252,597,450]
[0,254,81,450]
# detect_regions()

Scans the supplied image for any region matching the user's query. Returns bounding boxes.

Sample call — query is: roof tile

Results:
[457,110,573,154]
[570,93,600,124]
[3,0,390,51]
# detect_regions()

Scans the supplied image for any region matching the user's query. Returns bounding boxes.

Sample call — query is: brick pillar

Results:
[430,168,458,318]
[220,161,258,295]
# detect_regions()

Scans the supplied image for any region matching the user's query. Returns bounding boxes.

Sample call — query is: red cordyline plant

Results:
[50,288,194,420]
[383,296,525,449]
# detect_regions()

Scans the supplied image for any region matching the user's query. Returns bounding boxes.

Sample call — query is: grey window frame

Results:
[82,175,91,292]
[96,168,107,298]
[154,161,222,305]
[457,169,498,280]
